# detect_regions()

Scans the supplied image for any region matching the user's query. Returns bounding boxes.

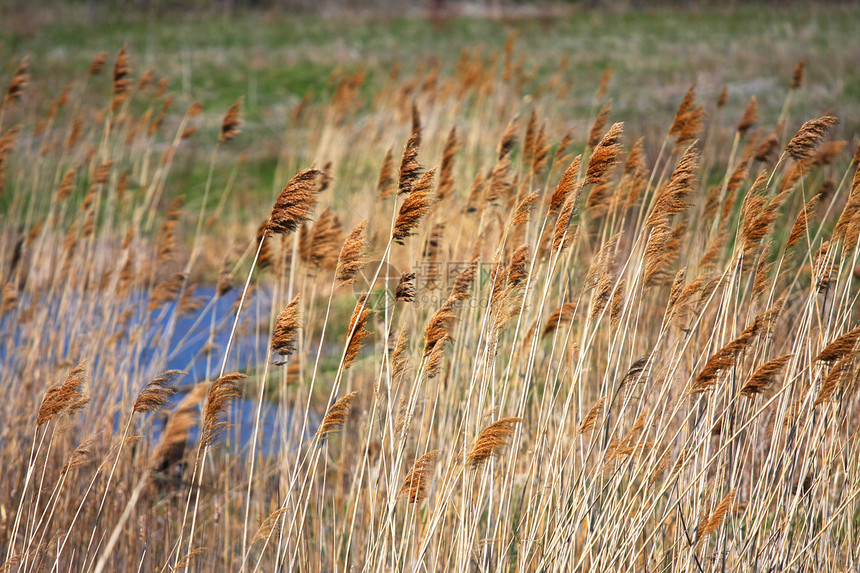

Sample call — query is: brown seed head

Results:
[467,417,521,468]
[786,115,838,161]
[219,98,242,142]
[399,449,441,503]
[271,295,301,364]
[267,169,322,235]
[201,373,245,448]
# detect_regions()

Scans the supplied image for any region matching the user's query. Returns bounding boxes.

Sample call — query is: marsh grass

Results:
[1,17,860,572]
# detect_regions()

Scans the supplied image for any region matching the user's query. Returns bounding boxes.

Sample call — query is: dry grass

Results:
[1,28,860,573]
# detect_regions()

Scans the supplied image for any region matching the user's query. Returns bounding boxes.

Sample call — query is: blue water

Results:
[1,284,301,456]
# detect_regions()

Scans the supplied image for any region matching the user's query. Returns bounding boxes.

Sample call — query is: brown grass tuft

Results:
[201,373,246,448]
[467,417,521,468]
[151,383,208,472]
[813,326,860,364]
[585,122,623,186]
[398,132,423,195]
[741,355,793,397]
[344,294,372,370]
[4,57,29,107]
[37,362,89,426]
[267,169,322,235]
[335,220,368,287]
[786,115,838,161]
[271,295,302,364]
[219,98,242,142]
[134,370,182,413]
[317,391,359,439]
[393,168,435,244]
[377,146,396,198]
[399,449,441,503]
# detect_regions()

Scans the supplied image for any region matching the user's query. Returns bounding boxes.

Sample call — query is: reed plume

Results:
[399,449,441,503]
[267,169,322,235]
[398,133,422,195]
[646,143,698,227]
[3,57,29,107]
[697,490,736,543]
[585,122,623,186]
[89,52,108,75]
[300,207,343,270]
[741,355,792,397]
[467,417,521,468]
[813,326,860,364]
[542,302,575,338]
[335,220,368,287]
[588,100,612,149]
[497,115,518,160]
[393,168,435,244]
[437,127,458,201]
[111,46,131,111]
[316,391,358,439]
[424,299,456,357]
[201,373,245,448]
[219,98,242,142]
[377,147,396,198]
[578,398,605,435]
[786,115,838,161]
[271,295,301,364]
[737,96,757,135]
[549,155,581,213]
[151,383,208,472]
[37,362,89,426]
[344,294,372,370]
[134,370,182,413]
[396,272,416,302]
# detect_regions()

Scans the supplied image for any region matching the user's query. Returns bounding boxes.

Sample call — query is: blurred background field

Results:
[3,1,859,220]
